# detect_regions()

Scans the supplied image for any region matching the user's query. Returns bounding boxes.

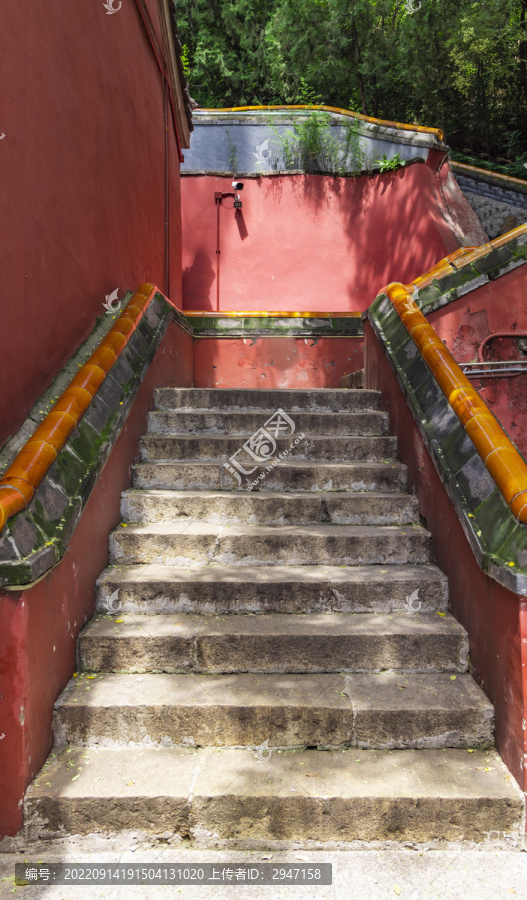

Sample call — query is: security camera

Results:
[232,181,244,191]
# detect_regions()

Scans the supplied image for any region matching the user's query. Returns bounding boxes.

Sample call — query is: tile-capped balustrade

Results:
[0,287,173,586]
[404,224,527,314]
[367,232,527,593]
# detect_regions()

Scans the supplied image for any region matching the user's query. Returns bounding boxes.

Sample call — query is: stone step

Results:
[25,746,524,845]
[132,459,408,492]
[95,563,448,615]
[78,612,469,674]
[139,433,398,463]
[121,489,420,526]
[109,523,431,567]
[53,672,493,750]
[148,408,389,436]
[154,387,381,412]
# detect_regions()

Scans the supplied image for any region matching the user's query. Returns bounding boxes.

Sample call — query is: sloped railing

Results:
[0,284,157,533]
[385,280,527,523]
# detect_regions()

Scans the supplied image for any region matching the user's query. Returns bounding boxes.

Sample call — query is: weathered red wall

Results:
[0,1,183,446]
[364,320,527,799]
[429,263,527,456]
[193,337,363,389]
[0,321,193,838]
[181,163,483,313]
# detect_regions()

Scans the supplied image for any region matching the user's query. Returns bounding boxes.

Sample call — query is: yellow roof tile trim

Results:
[205,105,444,142]
[0,285,157,533]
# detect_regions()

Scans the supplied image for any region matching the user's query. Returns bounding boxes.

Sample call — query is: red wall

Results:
[181,163,484,313]
[193,337,363,389]
[0,1,183,446]
[364,320,527,799]
[0,322,193,838]
[429,263,527,456]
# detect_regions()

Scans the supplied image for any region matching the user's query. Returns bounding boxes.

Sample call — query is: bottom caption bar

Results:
[15,863,332,886]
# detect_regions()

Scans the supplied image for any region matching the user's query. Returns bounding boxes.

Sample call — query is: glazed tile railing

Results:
[451,160,527,190]
[0,284,157,533]
[407,224,527,292]
[211,104,444,142]
[184,310,361,318]
[386,280,527,523]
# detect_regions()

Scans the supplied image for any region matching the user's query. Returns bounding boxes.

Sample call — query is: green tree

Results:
[175,0,527,162]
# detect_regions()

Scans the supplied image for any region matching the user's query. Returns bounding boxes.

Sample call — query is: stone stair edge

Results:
[25,746,524,848]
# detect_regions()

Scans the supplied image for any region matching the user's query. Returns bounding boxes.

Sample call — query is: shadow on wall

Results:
[303,166,458,305]
[180,164,477,313]
[235,209,249,241]
[182,247,216,311]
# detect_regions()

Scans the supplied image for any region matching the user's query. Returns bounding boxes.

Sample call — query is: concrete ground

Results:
[1,841,526,900]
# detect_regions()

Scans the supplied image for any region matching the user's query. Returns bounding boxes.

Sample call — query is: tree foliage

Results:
[175,0,527,169]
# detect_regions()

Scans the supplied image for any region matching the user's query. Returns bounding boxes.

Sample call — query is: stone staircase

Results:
[25,388,524,847]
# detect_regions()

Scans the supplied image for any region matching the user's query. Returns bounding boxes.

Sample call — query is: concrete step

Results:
[121,489,420,526]
[139,433,398,463]
[53,672,493,750]
[78,612,469,674]
[148,408,390,436]
[95,563,449,615]
[109,523,431,567]
[154,387,381,412]
[132,459,408,492]
[25,746,524,845]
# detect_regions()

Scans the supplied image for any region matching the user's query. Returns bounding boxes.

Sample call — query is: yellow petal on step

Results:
[393,887,401,896]
[450,675,457,680]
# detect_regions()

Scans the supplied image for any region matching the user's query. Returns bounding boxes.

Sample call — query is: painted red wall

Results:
[0,1,183,447]
[181,162,484,313]
[0,321,193,838]
[364,320,527,800]
[193,337,363,389]
[429,263,527,457]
